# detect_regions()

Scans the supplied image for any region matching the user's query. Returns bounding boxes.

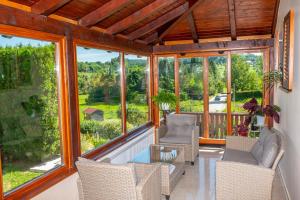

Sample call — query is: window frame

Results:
[124,53,152,132]
[0,24,74,199]
[73,39,153,158]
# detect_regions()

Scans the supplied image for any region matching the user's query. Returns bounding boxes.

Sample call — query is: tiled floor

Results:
[165,147,288,200]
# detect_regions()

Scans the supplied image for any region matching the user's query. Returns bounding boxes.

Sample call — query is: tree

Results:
[231,55,263,91]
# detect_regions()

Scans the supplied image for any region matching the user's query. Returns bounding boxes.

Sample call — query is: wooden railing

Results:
[183,112,248,139]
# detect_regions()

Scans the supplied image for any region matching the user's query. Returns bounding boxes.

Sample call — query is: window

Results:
[179,57,204,112]
[0,35,64,193]
[158,57,175,93]
[208,56,228,138]
[231,53,263,113]
[76,46,122,154]
[125,54,150,131]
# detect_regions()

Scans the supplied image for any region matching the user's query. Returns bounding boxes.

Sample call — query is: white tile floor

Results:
[164,147,288,200]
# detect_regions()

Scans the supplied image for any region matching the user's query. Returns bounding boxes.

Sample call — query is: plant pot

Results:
[160,103,170,111]
[238,130,248,137]
[256,115,265,126]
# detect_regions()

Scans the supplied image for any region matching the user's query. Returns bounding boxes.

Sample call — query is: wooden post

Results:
[263,48,270,124]
[227,52,232,135]
[147,56,153,122]
[174,55,180,113]
[152,55,160,128]
[203,57,209,138]
[120,52,127,134]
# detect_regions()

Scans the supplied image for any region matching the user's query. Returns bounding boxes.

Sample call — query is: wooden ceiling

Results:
[3,0,279,45]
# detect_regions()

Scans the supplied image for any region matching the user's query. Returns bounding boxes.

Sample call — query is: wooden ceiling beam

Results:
[227,0,237,40]
[31,0,71,16]
[187,12,198,43]
[127,3,188,40]
[144,33,159,44]
[158,0,205,42]
[107,0,177,35]
[0,5,152,55]
[153,39,274,54]
[271,0,280,37]
[79,0,134,27]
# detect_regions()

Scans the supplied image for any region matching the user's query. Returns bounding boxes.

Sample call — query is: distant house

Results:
[83,108,104,121]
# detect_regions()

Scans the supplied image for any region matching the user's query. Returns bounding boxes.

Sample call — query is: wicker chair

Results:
[76,157,161,200]
[216,128,285,200]
[158,114,199,165]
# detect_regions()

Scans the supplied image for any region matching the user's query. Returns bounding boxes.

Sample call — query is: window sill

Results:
[84,122,154,160]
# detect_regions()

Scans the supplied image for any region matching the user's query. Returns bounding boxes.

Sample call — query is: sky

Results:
[76,47,147,63]
[0,35,51,47]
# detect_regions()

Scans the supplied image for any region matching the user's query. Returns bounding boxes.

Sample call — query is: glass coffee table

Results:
[131,144,185,199]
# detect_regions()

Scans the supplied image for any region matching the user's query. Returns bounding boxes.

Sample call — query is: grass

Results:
[231,97,262,113]
[180,98,262,113]
[78,95,148,121]
[3,162,43,192]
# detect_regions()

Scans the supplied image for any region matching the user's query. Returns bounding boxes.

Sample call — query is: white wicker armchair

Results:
[216,128,285,200]
[76,158,161,200]
[158,114,199,165]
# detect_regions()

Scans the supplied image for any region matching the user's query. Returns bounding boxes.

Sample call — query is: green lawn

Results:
[79,95,148,121]
[180,97,262,113]
[3,162,42,192]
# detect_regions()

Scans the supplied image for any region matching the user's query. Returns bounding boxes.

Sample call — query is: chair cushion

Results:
[251,141,263,162]
[260,134,278,168]
[250,127,272,162]
[160,135,191,144]
[167,114,196,127]
[259,127,272,144]
[223,149,258,165]
[167,125,193,137]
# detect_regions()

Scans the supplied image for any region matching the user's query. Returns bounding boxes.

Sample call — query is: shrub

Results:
[117,104,148,127]
[80,119,133,139]
[234,90,262,101]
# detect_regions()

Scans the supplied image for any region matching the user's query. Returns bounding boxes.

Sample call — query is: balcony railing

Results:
[182,112,248,139]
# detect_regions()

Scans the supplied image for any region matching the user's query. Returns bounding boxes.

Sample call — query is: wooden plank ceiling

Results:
[5,0,279,45]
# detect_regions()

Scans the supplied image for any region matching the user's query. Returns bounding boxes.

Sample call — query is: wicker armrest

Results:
[135,164,161,200]
[216,161,274,200]
[226,136,258,152]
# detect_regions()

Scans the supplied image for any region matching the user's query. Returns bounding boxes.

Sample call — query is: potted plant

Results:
[236,123,249,137]
[242,98,281,126]
[152,91,177,123]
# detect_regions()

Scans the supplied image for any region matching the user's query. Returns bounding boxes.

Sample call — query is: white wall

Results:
[274,1,300,200]
[32,128,155,200]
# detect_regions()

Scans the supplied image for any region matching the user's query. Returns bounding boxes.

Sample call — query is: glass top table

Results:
[132,144,183,164]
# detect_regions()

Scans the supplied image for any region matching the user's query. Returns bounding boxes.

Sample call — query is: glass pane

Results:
[158,57,175,93]
[125,54,150,131]
[231,53,263,128]
[0,35,62,192]
[179,57,204,112]
[208,56,227,139]
[76,47,122,154]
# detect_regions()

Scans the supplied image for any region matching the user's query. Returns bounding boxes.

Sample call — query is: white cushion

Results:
[160,135,191,144]
[167,125,193,137]
[259,127,272,144]
[251,141,263,162]
[169,164,176,174]
[260,134,278,168]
